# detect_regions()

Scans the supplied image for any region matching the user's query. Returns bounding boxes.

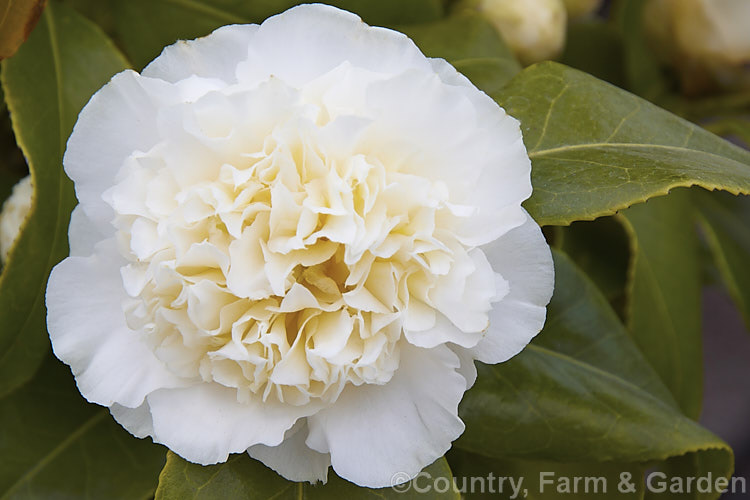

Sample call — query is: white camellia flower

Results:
[46,4,554,488]
[0,175,33,262]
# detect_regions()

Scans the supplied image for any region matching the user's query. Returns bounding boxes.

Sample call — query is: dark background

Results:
[702,288,750,499]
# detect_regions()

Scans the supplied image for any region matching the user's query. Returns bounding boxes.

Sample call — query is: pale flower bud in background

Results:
[458,0,567,65]
[0,175,32,262]
[645,0,750,95]
[562,0,602,20]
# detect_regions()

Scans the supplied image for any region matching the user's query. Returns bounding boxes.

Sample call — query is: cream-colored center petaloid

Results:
[106,87,487,406]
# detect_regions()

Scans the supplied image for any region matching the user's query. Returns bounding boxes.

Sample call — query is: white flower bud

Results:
[460,0,567,65]
[0,175,32,262]
[645,0,750,94]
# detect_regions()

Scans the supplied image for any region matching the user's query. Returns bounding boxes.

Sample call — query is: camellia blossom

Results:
[46,4,553,488]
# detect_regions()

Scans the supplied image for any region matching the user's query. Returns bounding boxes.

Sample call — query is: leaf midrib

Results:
[529,142,750,171]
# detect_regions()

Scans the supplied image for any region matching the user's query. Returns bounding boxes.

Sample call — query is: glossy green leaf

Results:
[114,0,444,69]
[493,63,750,226]
[696,190,750,331]
[612,0,672,101]
[0,0,47,59]
[401,13,521,93]
[155,452,458,499]
[665,93,750,125]
[644,451,737,500]
[556,216,630,316]
[448,449,645,499]
[0,1,129,397]
[560,20,626,88]
[455,252,732,499]
[619,190,703,419]
[0,356,165,499]
[61,0,118,38]
[322,0,443,26]
[703,116,750,150]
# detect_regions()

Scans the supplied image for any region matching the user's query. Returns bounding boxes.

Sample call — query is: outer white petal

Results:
[63,71,196,233]
[428,57,532,245]
[110,401,154,438]
[143,24,259,83]
[145,384,320,465]
[236,4,432,87]
[306,342,466,488]
[46,239,185,408]
[248,420,330,483]
[450,344,478,389]
[67,204,109,257]
[362,69,531,245]
[471,210,554,364]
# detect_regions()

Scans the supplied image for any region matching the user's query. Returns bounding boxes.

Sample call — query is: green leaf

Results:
[560,20,626,88]
[455,251,732,499]
[612,0,672,101]
[664,94,750,125]
[155,452,459,499]
[322,0,444,26]
[451,58,520,97]
[0,1,129,397]
[703,116,750,150]
[695,190,750,331]
[114,0,445,70]
[60,0,118,39]
[640,452,729,500]
[493,62,750,226]
[618,190,703,419]
[0,0,47,59]
[0,356,165,499]
[400,13,521,93]
[556,216,630,316]
[448,449,645,499]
